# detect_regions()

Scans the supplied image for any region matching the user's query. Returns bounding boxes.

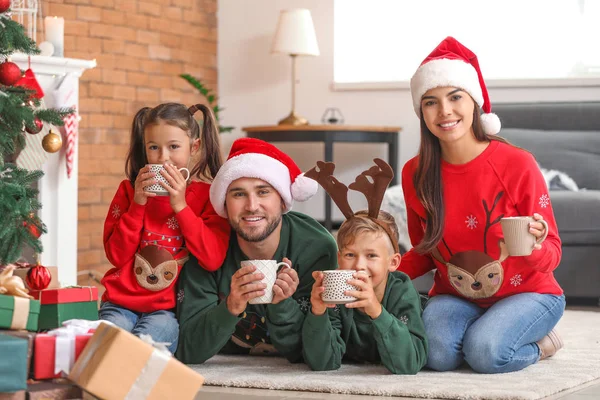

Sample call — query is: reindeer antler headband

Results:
[305,158,399,253]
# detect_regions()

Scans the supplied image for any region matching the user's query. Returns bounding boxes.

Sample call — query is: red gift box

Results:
[33,333,93,379]
[29,287,98,304]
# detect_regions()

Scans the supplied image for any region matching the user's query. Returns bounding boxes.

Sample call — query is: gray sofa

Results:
[411,102,600,305]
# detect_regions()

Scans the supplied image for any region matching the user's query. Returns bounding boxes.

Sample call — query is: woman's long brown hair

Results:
[413,106,509,254]
[124,103,223,186]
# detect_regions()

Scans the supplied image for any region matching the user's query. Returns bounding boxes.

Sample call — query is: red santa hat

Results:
[209,138,318,218]
[410,36,501,135]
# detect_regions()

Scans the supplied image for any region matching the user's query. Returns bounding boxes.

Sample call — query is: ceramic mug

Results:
[241,260,290,304]
[144,164,190,196]
[501,216,549,256]
[321,270,363,304]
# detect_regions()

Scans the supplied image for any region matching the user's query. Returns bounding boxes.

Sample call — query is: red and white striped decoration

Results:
[61,108,78,179]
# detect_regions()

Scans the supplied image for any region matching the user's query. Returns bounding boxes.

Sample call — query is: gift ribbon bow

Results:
[47,319,107,375]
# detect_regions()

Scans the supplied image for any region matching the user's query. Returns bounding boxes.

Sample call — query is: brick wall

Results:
[40,0,218,294]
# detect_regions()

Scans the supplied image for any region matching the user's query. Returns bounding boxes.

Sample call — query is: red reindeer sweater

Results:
[102,180,230,313]
[399,140,563,308]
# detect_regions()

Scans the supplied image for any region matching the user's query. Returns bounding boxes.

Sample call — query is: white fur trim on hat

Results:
[410,58,483,116]
[209,153,292,218]
[480,112,501,135]
[291,173,318,201]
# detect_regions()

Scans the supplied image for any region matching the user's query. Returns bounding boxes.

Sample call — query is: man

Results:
[176,138,338,364]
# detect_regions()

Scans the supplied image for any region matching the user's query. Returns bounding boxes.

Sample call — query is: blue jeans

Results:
[423,293,565,374]
[99,301,179,354]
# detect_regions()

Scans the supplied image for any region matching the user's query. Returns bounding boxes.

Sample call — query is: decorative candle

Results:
[44,16,64,57]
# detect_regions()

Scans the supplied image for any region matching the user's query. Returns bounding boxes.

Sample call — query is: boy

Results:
[302,210,428,374]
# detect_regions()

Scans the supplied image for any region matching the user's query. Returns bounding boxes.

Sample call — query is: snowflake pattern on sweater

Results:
[465,215,478,229]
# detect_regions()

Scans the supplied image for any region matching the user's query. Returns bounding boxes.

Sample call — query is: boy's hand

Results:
[160,164,188,213]
[133,165,157,205]
[272,258,297,304]
[309,271,335,316]
[345,272,382,319]
[227,264,266,316]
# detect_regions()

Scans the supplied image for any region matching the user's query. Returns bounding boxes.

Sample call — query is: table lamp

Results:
[271,9,320,126]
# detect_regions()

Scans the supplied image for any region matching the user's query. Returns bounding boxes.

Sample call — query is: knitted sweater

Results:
[102,179,230,313]
[175,211,338,364]
[302,272,428,374]
[399,140,562,308]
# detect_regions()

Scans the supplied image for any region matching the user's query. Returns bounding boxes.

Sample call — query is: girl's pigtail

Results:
[188,104,223,181]
[125,107,151,186]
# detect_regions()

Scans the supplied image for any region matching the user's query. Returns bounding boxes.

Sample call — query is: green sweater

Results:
[302,271,428,374]
[175,211,338,364]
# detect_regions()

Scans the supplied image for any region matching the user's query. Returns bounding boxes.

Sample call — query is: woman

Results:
[399,37,565,374]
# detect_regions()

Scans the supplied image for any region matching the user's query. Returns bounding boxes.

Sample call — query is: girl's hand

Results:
[133,165,157,205]
[160,164,188,213]
[530,213,548,251]
[310,271,335,316]
[345,272,382,319]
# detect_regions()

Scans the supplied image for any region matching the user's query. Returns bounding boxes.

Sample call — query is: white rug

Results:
[191,310,600,399]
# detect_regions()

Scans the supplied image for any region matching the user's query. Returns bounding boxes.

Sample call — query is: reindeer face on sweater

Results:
[445,251,504,299]
[430,191,510,299]
[134,246,187,291]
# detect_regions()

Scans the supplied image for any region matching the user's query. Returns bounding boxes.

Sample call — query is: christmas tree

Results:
[0,4,73,265]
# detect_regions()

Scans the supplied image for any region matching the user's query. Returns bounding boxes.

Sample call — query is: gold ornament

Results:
[42,130,62,153]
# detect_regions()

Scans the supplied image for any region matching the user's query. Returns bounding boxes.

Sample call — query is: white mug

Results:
[144,164,190,196]
[501,216,549,256]
[241,260,290,304]
[321,270,362,305]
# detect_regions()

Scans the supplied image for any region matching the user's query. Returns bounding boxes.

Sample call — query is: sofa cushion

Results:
[550,190,600,245]
[499,128,600,190]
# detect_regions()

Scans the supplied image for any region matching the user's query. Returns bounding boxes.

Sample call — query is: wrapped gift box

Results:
[0,294,40,332]
[29,287,97,304]
[26,380,82,400]
[37,302,98,331]
[29,287,98,331]
[33,333,93,379]
[0,330,34,375]
[69,323,204,400]
[0,334,28,393]
[12,266,60,290]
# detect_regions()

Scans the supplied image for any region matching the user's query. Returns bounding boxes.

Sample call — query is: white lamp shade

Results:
[271,9,320,56]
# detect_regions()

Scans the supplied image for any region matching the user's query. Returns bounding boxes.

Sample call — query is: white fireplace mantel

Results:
[12,54,96,286]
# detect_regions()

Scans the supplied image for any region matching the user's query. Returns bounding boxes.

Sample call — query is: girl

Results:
[399,37,565,374]
[100,103,230,353]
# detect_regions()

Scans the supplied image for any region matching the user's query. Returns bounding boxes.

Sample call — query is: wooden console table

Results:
[242,125,401,231]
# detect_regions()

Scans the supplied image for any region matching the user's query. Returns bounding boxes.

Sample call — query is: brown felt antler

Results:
[305,161,355,219]
[348,158,394,219]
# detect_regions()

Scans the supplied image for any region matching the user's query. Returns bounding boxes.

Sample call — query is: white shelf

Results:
[11,54,97,77]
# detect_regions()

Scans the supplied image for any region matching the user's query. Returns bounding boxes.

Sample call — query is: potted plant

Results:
[180,74,234,134]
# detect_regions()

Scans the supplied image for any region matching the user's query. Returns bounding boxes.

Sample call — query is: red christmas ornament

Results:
[0,0,10,14]
[0,61,22,86]
[25,117,43,134]
[23,220,41,239]
[26,264,52,291]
